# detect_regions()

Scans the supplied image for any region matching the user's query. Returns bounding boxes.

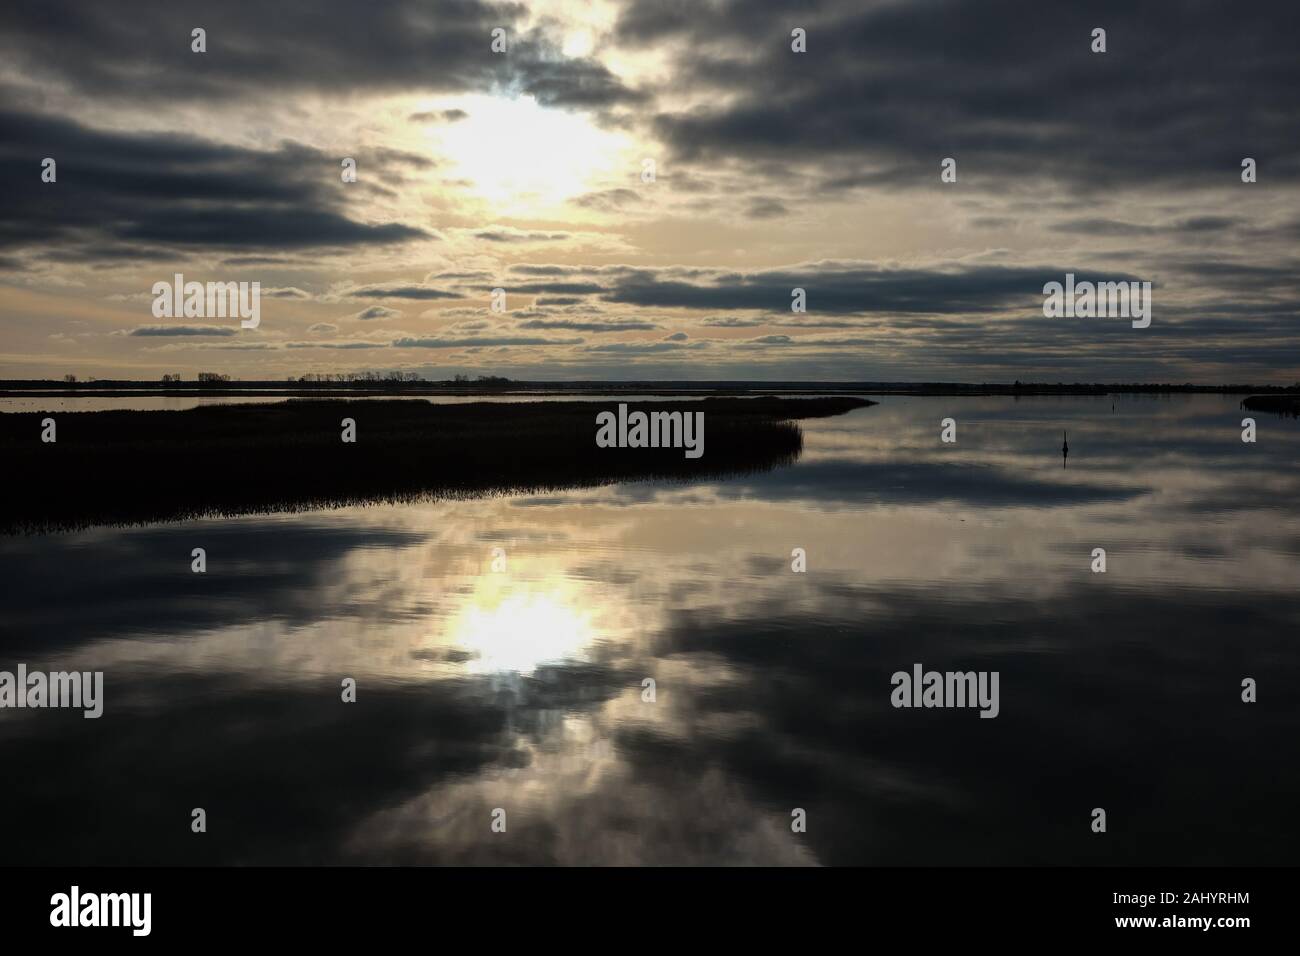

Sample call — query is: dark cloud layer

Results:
[349,285,464,301]
[1,0,642,111]
[603,264,1132,315]
[0,109,429,263]
[627,0,1300,190]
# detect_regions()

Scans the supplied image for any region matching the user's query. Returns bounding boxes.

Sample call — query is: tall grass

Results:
[1241,395,1300,418]
[0,397,872,533]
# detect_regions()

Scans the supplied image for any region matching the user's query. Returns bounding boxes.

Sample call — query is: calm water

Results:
[1,394,1296,865]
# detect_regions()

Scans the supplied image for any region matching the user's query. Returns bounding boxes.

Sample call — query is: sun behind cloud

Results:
[420,93,636,214]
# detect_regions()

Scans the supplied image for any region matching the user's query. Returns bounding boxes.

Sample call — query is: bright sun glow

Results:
[422,94,633,211]
[446,583,598,675]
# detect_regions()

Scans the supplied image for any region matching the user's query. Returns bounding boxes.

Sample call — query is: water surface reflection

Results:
[0,395,1296,864]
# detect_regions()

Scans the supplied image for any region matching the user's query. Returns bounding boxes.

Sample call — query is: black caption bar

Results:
[0,866,1281,943]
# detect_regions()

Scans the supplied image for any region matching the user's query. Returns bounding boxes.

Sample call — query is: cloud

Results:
[572,188,643,211]
[393,335,584,348]
[628,0,1300,190]
[517,318,658,332]
[0,109,429,263]
[222,256,310,267]
[1,1,643,111]
[428,270,493,281]
[127,325,239,337]
[498,282,606,295]
[409,109,469,124]
[583,340,705,354]
[471,228,570,243]
[348,285,464,301]
[699,316,766,328]
[603,262,1119,315]
[508,264,592,277]
[187,341,277,350]
[745,198,788,219]
[285,341,388,349]
[354,306,402,321]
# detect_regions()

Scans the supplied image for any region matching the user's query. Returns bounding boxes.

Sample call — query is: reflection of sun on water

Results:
[446,581,597,675]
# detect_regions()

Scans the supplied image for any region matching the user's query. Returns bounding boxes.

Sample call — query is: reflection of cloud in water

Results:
[714,458,1148,508]
[343,683,815,866]
[1,394,1298,863]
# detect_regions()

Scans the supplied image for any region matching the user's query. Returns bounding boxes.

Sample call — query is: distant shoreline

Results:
[3,380,1298,399]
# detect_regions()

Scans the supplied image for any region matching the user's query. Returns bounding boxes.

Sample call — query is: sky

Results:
[1,0,1298,383]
